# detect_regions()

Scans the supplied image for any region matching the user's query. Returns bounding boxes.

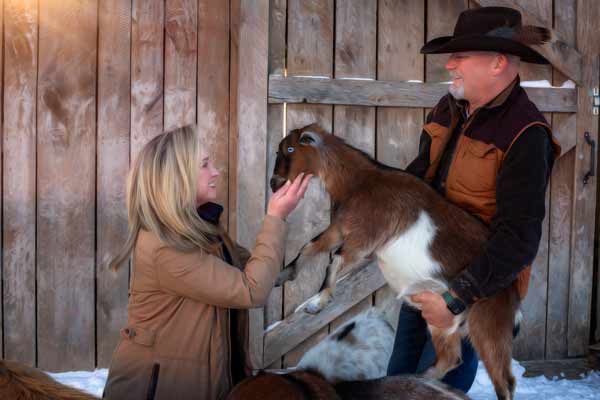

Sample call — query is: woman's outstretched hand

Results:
[267,173,313,219]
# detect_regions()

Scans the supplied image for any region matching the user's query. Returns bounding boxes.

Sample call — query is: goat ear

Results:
[299,131,322,147]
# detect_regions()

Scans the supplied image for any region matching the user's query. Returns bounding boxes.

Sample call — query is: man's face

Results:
[445,51,498,102]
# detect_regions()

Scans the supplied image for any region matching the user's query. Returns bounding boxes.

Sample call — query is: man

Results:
[386,7,561,393]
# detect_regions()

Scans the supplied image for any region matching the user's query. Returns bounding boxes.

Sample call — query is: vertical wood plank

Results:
[198,0,230,226]
[511,0,553,361]
[334,0,376,150]
[514,192,550,360]
[265,0,287,368]
[569,0,600,356]
[426,0,468,82]
[332,0,376,326]
[375,0,425,315]
[546,148,574,358]
[234,0,270,369]
[3,0,36,365]
[96,0,131,368]
[0,0,5,360]
[377,0,424,169]
[228,0,240,238]
[37,0,98,371]
[517,0,552,83]
[165,0,197,131]
[131,0,164,159]
[546,0,576,360]
[283,0,334,366]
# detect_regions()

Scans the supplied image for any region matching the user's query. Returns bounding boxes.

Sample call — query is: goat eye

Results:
[287,147,295,153]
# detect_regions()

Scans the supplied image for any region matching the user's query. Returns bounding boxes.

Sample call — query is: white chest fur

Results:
[376,211,447,300]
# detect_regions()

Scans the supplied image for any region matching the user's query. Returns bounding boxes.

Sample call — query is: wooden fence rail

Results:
[268,75,578,112]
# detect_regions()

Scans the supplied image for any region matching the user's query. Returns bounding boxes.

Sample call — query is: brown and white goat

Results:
[270,124,521,400]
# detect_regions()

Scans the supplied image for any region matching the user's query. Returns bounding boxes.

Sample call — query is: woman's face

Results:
[196,156,220,206]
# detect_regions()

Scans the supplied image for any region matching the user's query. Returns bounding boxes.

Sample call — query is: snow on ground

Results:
[469,360,600,400]
[49,369,107,398]
[49,359,600,399]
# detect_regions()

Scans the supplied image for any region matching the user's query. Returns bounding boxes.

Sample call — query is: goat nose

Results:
[270,176,285,192]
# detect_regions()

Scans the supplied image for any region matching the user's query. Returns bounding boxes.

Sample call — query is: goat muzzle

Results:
[270,175,287,192]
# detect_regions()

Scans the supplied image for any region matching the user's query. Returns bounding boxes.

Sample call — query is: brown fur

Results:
[227,370,340,400]
[0,359,98,400]
[271,124,521,400]
[334,375,471,399]
[227,370,470,400]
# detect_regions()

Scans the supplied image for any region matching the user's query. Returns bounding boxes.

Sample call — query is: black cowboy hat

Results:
[420,7,550,64]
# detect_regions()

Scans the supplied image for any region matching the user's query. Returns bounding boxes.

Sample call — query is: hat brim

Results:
[420,35,549,64]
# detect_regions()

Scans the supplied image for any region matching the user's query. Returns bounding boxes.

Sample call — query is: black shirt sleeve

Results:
[449,125,555,304]
[405,133,432,178]
[405,111,434,178]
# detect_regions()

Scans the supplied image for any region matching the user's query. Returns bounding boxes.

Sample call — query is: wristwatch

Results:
[442,290,467,315]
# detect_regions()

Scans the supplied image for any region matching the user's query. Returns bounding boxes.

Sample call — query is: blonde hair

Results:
[109,125,221,271]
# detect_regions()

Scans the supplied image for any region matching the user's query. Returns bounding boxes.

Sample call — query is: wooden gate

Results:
[240,0,600,369]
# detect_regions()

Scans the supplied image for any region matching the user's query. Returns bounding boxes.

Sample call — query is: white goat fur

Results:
[296,308,395,383]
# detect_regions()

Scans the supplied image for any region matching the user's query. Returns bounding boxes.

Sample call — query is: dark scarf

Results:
[197,202,233,265]
[198,202,247,384]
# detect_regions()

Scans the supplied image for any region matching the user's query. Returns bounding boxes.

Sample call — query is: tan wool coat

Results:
[102,215,286,400]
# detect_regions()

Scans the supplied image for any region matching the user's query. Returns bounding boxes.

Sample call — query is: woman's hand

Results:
[267,173,313,219]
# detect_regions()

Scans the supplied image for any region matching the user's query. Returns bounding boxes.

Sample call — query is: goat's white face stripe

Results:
[376,211,445,299]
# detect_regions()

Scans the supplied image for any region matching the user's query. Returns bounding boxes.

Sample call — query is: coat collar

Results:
[197,202,224,225]
[454,75,520,116]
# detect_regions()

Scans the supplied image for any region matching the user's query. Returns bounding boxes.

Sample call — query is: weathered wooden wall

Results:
[0,0,597,372]
[1,0,235,371]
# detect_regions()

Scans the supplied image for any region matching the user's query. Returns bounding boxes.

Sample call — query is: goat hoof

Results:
[304,297,325,314]
[422,367,443,380]
[304,293,333,314]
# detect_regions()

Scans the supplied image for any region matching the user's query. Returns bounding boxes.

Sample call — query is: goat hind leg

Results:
[468,297,517,400]
[472,328,515,400]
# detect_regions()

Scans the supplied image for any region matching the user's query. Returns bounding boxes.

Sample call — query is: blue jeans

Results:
[387,303,479,393]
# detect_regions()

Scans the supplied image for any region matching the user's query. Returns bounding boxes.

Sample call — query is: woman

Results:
[102,126,311,400]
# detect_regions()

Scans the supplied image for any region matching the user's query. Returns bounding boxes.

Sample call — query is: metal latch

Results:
[593,87,599,115]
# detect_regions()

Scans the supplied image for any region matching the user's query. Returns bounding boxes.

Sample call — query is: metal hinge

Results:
[593,87,599,115]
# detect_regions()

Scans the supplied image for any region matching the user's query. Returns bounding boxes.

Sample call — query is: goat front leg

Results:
[275,224,343,286]
[304,249,370,314]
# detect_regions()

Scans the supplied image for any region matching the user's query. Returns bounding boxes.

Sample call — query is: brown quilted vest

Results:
[423,80,561,298]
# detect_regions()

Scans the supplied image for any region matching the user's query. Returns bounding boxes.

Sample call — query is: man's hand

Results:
[411,291,455,329]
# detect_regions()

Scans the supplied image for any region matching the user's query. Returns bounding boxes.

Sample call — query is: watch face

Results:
[449,299,466,315]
